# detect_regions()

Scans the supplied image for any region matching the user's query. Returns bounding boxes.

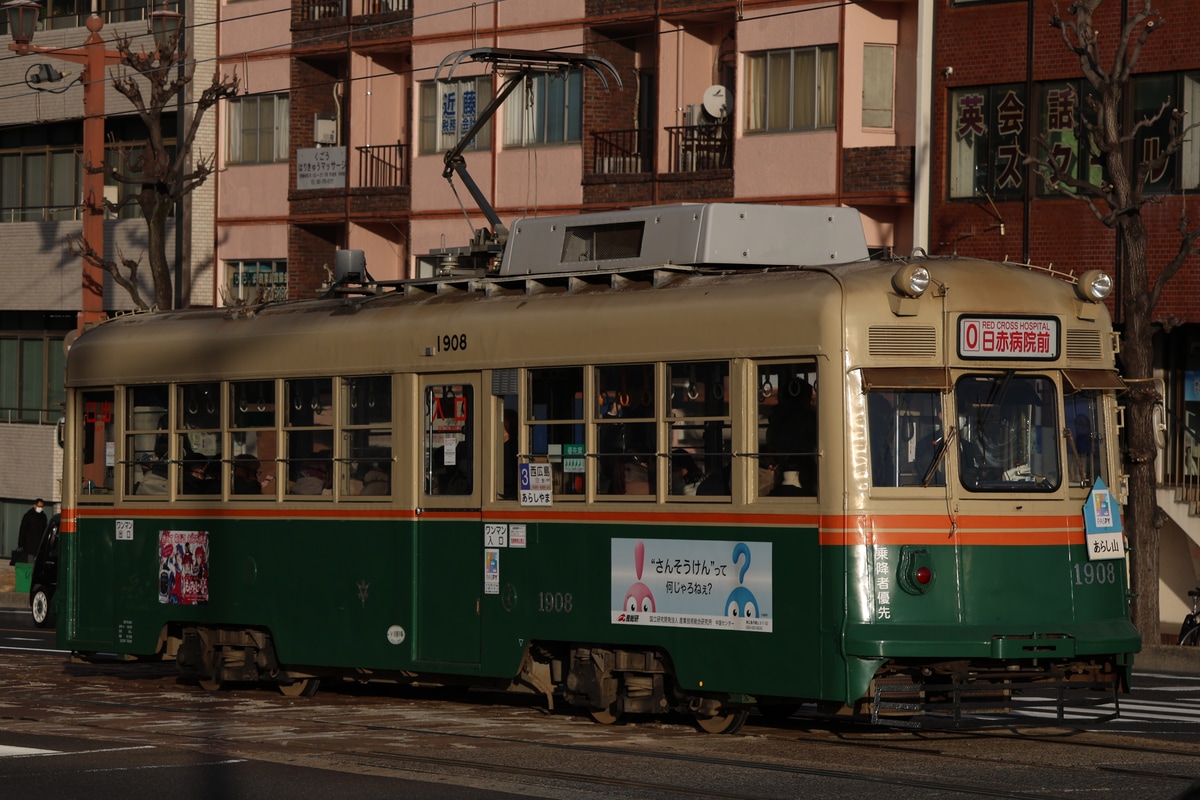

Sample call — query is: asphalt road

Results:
[3,606,1200,800]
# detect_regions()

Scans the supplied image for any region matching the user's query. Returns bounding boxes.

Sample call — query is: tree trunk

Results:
[142,188,174,310]
[1118,215,1162,645]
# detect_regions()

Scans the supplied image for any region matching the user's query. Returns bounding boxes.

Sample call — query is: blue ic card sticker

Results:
[1083,477,1124,561]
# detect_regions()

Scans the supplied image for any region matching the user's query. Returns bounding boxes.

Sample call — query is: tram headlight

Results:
[892,264,930,298]
[1075,270,1113,302]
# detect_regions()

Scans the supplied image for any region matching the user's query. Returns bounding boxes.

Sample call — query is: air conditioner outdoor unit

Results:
[684,103,703,127]
[314,116,337,145]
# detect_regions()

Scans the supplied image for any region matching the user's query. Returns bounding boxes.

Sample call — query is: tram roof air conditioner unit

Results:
[334,249,365,283]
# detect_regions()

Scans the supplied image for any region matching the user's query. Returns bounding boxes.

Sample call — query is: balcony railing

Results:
[1163,403,1200,497]
[356,142,407,188]
[591,128,652,175]
[1,206,81,223]
[296,0,407,20]
[360,0,409,12]
[666,120,732,173]
[300,0,347,21]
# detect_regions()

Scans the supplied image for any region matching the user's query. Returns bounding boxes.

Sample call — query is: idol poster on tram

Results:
[158,530,210,605]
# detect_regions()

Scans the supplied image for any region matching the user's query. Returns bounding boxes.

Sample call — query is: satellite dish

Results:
[702,84,728,119]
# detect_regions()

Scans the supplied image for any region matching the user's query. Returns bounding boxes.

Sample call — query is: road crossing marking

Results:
[0,745,60,757]
[0,744,156,759]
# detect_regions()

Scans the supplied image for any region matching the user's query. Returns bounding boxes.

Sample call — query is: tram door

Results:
[415,374,482,666]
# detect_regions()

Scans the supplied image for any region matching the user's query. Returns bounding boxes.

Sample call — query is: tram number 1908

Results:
[538,592,573,613]
[1072,561,1117,586]
[435,333,467,353]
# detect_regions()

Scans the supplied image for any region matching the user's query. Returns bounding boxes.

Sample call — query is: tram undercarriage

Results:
[864,657,1128,726]
[129,623,1130,732]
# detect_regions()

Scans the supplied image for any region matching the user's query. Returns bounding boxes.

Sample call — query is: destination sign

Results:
[958,316,1059,360]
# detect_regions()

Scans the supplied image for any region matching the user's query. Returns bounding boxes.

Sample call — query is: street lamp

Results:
[3,0,183,328]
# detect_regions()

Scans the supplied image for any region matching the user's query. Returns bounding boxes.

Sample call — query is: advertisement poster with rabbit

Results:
[611,538,773,632]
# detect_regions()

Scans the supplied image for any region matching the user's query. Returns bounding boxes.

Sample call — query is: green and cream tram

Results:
[57,203,1138,730]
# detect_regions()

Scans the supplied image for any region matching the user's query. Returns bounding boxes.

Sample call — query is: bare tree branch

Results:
[84,31,238,310]
[70,234,150,311]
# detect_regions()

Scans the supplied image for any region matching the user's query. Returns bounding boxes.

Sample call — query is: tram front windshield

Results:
[957,373,1060,492]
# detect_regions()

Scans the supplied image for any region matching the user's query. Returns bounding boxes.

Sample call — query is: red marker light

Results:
[915,566,932,585]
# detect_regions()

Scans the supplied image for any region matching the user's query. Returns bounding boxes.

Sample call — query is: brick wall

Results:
[583,174,655,206]
[656,172,734,203]
[286,225,340,299]
[842,146,914,200]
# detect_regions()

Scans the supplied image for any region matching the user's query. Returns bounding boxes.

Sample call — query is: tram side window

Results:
[757,362,819,497]
[957,373,1061,492]
[285,378,334,496]
[527,368,585,497]
[424,384,473,496]
[667,361,731,497]
[79,390,115,500]
[1064,390,1108,489]
[596,364,655,497]
[178,383,222,496]
[498,393,519,501]
[867,390,946,487]
[231,380,276,497]
[344,376,392,497]
[127,385,169,496]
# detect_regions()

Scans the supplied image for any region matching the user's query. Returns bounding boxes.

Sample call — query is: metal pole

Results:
[80,13,107,329]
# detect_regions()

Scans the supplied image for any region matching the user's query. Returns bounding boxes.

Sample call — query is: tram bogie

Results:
[57,202,1139,729]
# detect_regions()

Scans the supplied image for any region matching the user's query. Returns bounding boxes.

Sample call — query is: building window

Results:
[1183,72,1200,191]
[1036,80,1102,195]
[1,117,175,221]
[419,77,493,153]
[226,260,287,304]
[1132,74,1175,194]
[948,84,1026,199]
[862,44,895,129]
[0,332,67,423]
[0,149,79,222]
[744,46,837,133]
[503,70,582,146]
[226,94,289,165]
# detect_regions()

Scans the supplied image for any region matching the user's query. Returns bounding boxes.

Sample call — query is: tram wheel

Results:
[197,676,225,693]
[694,708,749,735]
[278,678,320,698]
[588,705,622,725]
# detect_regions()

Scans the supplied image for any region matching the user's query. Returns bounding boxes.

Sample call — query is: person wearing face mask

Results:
[11,498,46,565]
